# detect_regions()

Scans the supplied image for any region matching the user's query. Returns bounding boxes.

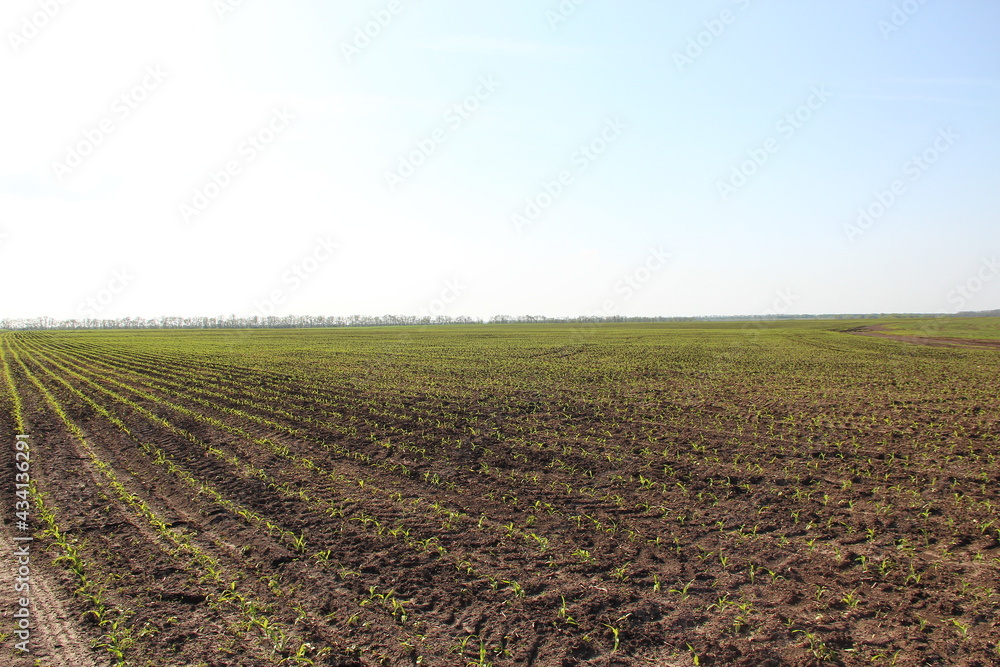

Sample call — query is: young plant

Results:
[669,579,695,600]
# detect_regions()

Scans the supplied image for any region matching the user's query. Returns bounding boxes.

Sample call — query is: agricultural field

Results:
[1,320,998,666]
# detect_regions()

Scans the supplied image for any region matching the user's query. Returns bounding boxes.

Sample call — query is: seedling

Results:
[610,562,630,582]
[793,630,835,660]
[841,589,860,608]
[669,579,694,600]
[602,614,630,653]
[557,596,578,626]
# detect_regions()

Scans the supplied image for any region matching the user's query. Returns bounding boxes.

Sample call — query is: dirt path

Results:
[20,558,103,667]
[842,324,1000,349]
[1,520,102,667]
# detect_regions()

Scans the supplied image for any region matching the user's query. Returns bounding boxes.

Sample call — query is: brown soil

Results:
[844,324,1000,349]
[2,332,999,666]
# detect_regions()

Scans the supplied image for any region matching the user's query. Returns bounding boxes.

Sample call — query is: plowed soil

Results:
[1,324,998,666]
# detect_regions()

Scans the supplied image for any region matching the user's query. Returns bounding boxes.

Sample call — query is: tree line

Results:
[0,311,941,331]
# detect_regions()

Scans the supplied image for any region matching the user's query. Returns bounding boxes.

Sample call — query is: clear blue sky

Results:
[2,0,998,320]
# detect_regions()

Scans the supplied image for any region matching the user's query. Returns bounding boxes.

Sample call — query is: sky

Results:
[1,0,999,321]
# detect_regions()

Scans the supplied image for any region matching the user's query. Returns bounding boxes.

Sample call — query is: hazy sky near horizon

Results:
[2,0,998,321]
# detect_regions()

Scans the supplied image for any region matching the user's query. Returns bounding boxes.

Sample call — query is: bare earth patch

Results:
[844,324,1000,349]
